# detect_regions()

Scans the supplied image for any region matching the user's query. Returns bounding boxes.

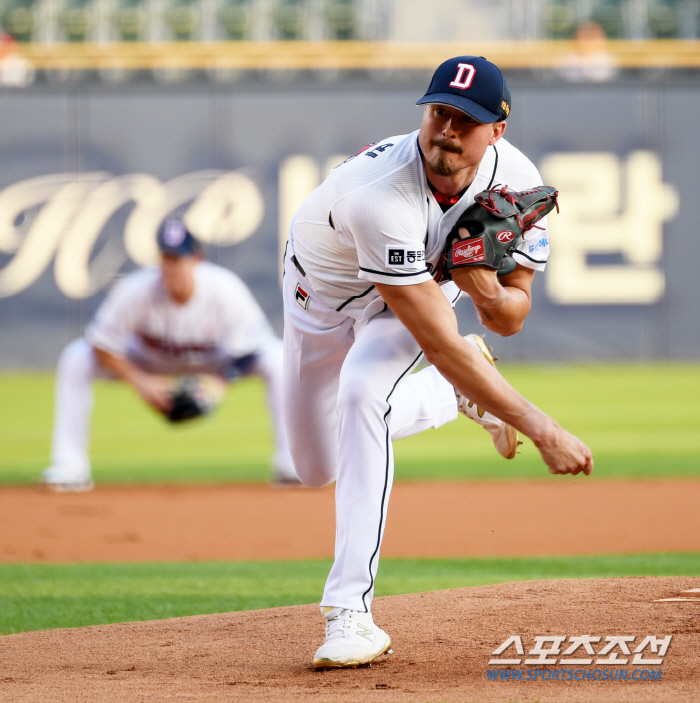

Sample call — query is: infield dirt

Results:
[3,479,700,561]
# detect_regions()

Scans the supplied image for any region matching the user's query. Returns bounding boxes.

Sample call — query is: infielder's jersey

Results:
[291,130,550,317]
[86,261,275,373]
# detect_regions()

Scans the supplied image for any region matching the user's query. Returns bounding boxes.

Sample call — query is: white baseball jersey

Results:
[284,129,552,612]
[86,261,275,374]
[291,130,550,318]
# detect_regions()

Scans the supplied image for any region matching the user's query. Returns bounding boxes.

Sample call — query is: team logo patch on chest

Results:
[386,245,426,268]
[294,283,310,310]
[452,239,486,265]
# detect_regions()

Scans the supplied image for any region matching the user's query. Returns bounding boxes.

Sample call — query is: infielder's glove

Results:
[440,185,558,280]
[165,375,224,423]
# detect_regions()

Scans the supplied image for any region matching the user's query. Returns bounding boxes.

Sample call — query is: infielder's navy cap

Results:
[416,56,511,124]
[156,219,203,257]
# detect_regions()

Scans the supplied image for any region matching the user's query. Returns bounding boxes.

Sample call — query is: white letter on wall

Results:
[540,151,678,305]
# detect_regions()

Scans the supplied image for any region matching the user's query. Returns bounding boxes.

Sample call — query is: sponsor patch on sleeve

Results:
[385,245,426,269]
[527,236,549,254]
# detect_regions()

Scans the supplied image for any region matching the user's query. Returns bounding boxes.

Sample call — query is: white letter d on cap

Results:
[449,63,476,89]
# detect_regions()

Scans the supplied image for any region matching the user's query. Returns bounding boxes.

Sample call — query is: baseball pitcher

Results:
[282,56,593,669]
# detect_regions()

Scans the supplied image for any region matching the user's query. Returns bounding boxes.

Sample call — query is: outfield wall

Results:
[0,78,697,366]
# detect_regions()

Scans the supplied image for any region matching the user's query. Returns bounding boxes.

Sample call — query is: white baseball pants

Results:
[282,249,460,613]
[48,336,294,481]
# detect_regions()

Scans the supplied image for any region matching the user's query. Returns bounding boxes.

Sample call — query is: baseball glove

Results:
[440,185,558,280]
[166,375,225,423]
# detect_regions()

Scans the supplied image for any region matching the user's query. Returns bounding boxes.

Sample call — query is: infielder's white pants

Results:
[282,251,459,613]
[48,337,293,480]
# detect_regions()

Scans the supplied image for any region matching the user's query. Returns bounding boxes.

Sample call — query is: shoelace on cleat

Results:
[325,610,354,641]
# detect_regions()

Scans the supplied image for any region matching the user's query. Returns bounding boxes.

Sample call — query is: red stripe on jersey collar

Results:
[432,190,462,205]
[427,180,469,207]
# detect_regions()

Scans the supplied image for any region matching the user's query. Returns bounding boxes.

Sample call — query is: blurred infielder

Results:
[43,219,297,490]
[283,56,594,669]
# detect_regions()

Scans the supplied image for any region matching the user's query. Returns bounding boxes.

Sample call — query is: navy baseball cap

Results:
[156,219,203,257]
[416,56,511,124]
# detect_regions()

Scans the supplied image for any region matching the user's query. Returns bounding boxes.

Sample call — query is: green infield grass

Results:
[1,364,699,485]
[1,553,699,635]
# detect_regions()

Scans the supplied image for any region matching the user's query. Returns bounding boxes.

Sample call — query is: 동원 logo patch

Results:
[452,239,486,265]
[386,245,426,269]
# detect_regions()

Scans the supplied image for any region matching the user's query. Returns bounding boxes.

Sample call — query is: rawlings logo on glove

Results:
[496,230,515,243]
[452,239,486,265]
[440,185,558,280]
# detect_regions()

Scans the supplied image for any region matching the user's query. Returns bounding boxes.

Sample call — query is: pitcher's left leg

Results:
[321,309,422,613]
[313,310,420,669]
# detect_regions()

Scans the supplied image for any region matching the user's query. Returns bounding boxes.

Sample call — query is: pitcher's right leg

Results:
[389,335,519,459]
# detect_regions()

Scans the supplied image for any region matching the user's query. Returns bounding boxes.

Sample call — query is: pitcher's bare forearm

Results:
[423,328,551,438]
[375,280,593,476]
[451,264,534,336]
[375,280,539,431]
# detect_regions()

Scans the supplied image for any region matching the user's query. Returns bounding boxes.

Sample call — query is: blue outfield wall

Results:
[0,78,697,367]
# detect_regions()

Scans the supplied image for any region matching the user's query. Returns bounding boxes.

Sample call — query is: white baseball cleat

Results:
[313,607,392,669]
[457,334,520,460]
[41,466,94,492]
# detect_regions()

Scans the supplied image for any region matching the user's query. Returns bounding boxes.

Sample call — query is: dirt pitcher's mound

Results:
[2,577,699,702]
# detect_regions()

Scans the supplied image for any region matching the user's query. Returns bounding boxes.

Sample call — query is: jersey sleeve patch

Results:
[512,233,550,271]
[525,235,549,256]
[385,245,426,269]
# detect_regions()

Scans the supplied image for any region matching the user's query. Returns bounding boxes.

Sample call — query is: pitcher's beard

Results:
[427,153,457,177]
[425,138,462,176]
